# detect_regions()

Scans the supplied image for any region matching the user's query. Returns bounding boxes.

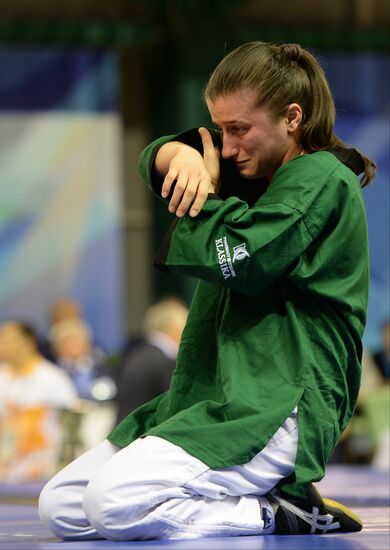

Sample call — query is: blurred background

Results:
[0,0,388,479]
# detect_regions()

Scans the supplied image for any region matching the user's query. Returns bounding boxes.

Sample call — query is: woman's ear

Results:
[286,103,303,133]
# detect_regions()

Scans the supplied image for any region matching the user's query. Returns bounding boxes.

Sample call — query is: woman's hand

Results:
[156,128,220,218]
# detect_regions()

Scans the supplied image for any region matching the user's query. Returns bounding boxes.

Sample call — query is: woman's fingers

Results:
[175,179,198,217]
[199,126,214,156]
[161,168,178,199]
[168,172,189,213]
[168,174,210,218]
[189,179,212,217]
[199,127,220,190]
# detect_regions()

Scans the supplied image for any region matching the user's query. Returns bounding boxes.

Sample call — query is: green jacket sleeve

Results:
[153,192,313,296]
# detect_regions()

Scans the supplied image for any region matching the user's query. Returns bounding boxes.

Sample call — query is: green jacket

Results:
[109,129,369,497]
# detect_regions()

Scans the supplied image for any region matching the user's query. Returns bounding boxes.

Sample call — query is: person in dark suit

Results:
[373,320,390,381]
[115,298,188,422]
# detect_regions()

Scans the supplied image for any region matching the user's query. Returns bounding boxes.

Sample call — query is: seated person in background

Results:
[331,348,385,465]
[49,319,114,401]
[373,319,390,381]
[0,321,77,481]
[116,298,188,423]
[39,298,92,361]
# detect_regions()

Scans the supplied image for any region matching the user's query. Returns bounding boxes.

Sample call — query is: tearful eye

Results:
[232,127,248,136]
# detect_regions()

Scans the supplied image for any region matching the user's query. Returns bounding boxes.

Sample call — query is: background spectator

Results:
[0,321,77,481]
[373,319,390,381]
[331,347,389,468]
[39,298,104,363]
[49,318,116,401]
[116,298,188,423]
[49,318,119,460]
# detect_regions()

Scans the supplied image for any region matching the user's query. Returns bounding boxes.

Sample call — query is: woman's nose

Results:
[221,136,238,159]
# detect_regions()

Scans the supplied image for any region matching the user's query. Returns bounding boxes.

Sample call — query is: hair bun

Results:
[280,43,303,62]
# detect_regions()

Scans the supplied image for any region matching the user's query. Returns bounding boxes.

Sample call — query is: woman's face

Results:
[207,89,302,181]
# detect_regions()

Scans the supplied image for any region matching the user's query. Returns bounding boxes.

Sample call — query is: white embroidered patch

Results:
[215,237,236,279]
[232,242,250,263]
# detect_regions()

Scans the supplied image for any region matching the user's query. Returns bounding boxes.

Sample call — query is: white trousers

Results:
[39,412,298,541]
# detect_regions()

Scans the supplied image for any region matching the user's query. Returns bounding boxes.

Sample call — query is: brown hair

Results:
[205,42,376,186]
